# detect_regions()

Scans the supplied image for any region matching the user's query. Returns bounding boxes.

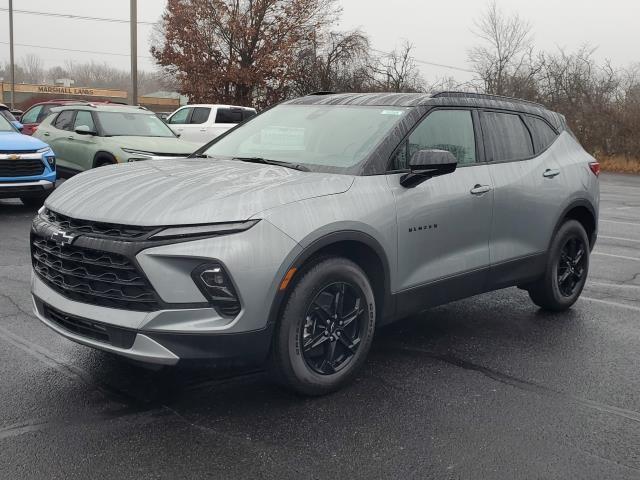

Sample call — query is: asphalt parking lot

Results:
[1,173,639,479]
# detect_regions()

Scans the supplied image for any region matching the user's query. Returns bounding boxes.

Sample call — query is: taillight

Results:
[589,161,600,177]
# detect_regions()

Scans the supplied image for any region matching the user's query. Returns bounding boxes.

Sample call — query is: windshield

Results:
[0,113,16,132]
[0,109,18,123]
[97,111,176,137]
[202,104,409,172]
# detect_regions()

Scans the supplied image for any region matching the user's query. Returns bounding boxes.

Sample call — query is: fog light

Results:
[192,263,241,317]
[46,156,55,167]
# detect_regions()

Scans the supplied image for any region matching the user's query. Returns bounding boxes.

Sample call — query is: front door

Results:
[387,109,494,313]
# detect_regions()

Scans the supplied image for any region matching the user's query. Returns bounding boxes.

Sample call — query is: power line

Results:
[0,7,156,25]
[370,48,474,74]
[0,41,154,60]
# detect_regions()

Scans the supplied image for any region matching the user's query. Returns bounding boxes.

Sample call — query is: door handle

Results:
[42,132,50,136]
[543,168,560,178]
[470,184,492,195]
[67,136,74,140]
[199,128,207,132]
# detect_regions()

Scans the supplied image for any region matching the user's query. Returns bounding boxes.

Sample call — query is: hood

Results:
[46,158,354,226]
[0,131,49,151]
[114,136,200,156]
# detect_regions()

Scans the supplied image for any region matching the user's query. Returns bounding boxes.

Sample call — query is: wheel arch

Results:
[267,230,394,329]
[550,199,598,250]
[92,150,117,168]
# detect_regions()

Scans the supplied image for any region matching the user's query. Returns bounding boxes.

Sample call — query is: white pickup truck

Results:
[166,104,257,146]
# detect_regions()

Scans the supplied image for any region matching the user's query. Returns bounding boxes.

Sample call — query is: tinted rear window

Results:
[525,116,558,153]
[242,110,257,121]
[53,110,76,131]
[481,111,533,162]
[215,108,243,124]
[190,107,210,124]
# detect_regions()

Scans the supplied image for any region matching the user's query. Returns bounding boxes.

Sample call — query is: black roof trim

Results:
[432,91,546,109]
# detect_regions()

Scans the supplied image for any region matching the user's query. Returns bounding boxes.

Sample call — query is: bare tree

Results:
[369,41,425,93]
[468,1,534,96]
[20,54,44,83]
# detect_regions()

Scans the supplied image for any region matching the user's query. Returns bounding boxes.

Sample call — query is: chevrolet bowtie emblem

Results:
[51,230,77,247]
[7,154,21,160]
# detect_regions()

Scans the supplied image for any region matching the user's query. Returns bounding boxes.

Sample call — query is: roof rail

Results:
[432,91,546,109]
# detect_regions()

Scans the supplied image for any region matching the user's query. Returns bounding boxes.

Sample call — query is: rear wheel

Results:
[527,220,590,311]
[270,257,376,396]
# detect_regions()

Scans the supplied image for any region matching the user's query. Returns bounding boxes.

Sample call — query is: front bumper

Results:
[0,179,55,199]
[30,218,301,365]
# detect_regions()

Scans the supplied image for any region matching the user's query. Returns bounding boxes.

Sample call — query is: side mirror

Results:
[75,125,97,136]
[400,149,458,188]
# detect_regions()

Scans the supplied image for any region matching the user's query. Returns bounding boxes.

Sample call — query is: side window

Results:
[481,111,533,162]
[37,105,54,123]
[74,110,95,131]
[391,109,476,170]
[525,116,558,153]
[190,107,210,124]
[242,110,257,121]
[168,107,191,124]
[21,105,42,124]
[53,110,76,131]
[215,107,242,124]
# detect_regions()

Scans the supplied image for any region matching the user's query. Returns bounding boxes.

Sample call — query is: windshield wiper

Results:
[190,152,212,159]
[233,156,309,172]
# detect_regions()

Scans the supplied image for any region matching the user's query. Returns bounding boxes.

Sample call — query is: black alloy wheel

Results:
[557,236,587,297]
[301,282,365,375]
[527,219,590,312]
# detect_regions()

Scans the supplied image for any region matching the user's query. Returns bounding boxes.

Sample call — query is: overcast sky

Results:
[0,0,638,84]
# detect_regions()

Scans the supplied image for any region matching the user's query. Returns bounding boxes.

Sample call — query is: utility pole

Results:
[9,0,15,109]
[130,0,138,106]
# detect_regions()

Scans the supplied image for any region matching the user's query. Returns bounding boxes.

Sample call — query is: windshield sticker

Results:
[260,126,305,150]
[381,110,405,116]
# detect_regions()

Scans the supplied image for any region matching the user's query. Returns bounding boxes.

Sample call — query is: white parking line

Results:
[581,296,640,313]
[593,252,640,262]
[599,235,640,244]
[588,281,640,289]
[600,219,640,227]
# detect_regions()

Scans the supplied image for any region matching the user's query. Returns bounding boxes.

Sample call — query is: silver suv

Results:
[30,92,600,395]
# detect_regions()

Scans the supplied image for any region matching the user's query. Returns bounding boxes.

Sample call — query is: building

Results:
[0,82,180,113]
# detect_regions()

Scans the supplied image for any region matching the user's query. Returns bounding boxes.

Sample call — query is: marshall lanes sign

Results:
[37,85,97,96]
[1,82,128,99]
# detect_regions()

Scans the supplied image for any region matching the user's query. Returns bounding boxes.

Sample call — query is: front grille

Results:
[32,235,161,311]
[0,149,38,154]
[0,159,45,177]
[43,209,155,240]
[44,304,136,348]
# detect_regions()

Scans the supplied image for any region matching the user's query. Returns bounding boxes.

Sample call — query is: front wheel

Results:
[270,257,376,396]
[527,220,590,311]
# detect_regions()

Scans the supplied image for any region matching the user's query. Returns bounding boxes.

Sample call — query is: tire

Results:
[95,155,116,168]
[527,220,590,312]
[270,256,376,396]
[20,190,53,208]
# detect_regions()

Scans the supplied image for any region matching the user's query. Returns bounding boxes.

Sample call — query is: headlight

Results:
[122,148,155,158]
[149,220,259,240]
[36,147,51,153]
[192,263,241,317]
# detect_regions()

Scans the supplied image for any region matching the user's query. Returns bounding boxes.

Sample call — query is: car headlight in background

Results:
[37,146,55,168]
[149,220,260,240]
[192,263,241,317]
[121,148,156,162]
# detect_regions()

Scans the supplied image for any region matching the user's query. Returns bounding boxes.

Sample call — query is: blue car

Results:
[0,113,56,206]
[0,103,23,131]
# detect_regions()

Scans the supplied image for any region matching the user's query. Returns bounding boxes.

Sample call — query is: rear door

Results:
[44,110,77,170]
[482,110,563,286]
[210,107,243,140]
[387,109,494,314]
